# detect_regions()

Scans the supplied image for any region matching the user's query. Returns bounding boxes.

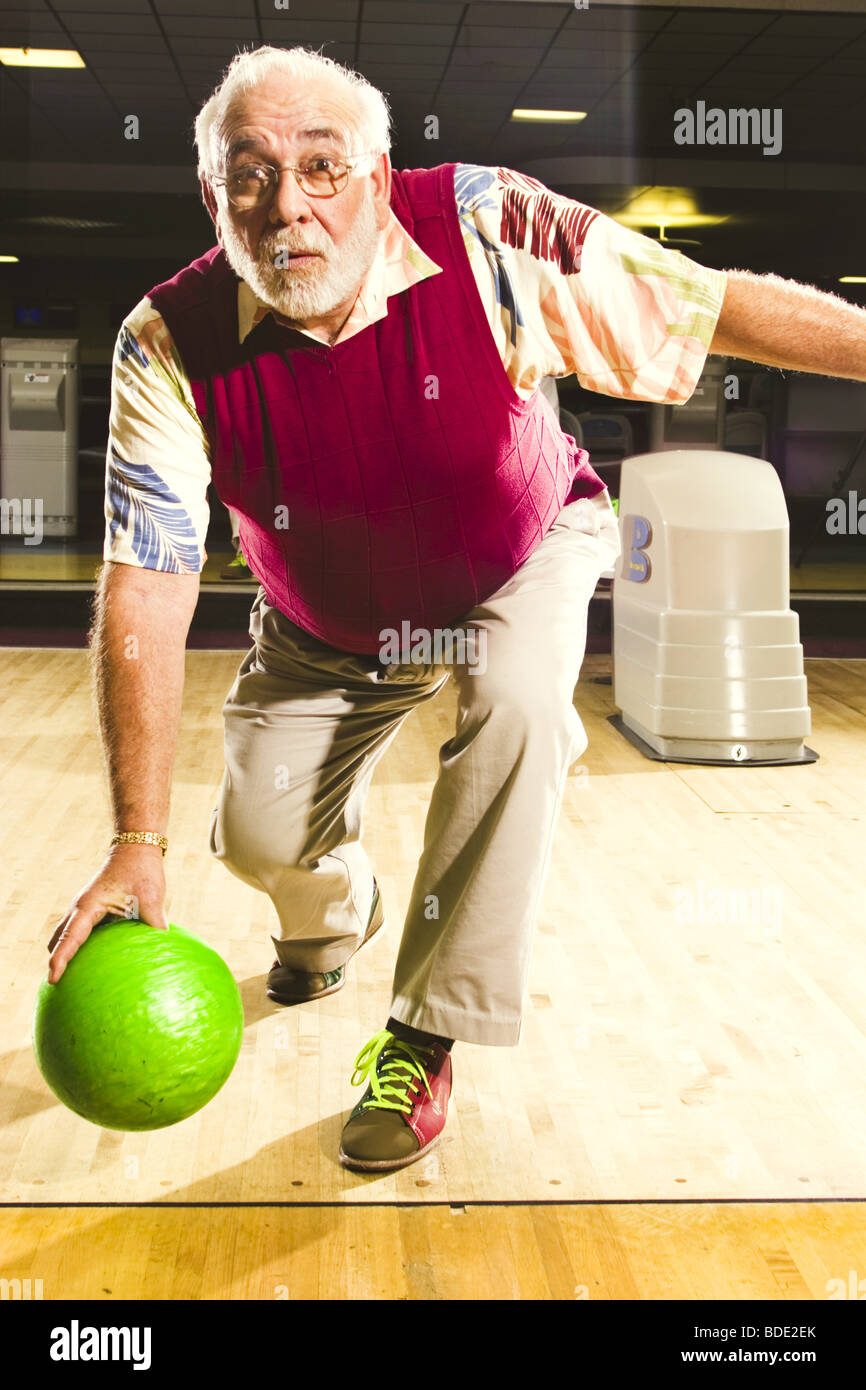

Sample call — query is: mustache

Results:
[262,234,328,258]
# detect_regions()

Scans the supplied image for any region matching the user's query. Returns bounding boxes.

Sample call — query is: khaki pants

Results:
[209,490,621,1046]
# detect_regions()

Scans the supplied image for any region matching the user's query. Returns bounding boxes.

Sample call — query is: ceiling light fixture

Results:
[510,108,587,123]
[0,47,85,68]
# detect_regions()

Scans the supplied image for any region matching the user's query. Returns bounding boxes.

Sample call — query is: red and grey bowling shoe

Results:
[339,1029,452,1172]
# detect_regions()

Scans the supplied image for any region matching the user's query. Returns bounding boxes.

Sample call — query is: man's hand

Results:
[47,843,169,983]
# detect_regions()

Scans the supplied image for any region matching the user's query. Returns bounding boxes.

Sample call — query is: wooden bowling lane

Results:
[2,1201,865,1300]
[2,648,866,1297]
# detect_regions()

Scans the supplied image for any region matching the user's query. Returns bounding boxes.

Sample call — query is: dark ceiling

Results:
[1,0,865,294]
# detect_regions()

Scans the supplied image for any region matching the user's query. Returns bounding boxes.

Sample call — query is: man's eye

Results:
[304,156,336,173]
[229,164,270,181]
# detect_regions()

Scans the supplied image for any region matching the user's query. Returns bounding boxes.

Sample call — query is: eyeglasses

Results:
[213,154,372,209]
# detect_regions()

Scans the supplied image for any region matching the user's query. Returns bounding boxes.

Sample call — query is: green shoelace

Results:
[350,1029,435,1114]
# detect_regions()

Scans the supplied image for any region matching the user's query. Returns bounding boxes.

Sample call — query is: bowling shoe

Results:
[338,1029,452,1172]
[266,880,384,1005]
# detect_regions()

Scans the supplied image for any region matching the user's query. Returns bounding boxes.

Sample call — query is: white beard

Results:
[217,184,382,324]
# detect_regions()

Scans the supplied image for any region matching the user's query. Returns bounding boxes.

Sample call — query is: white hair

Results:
[194,45,392,184]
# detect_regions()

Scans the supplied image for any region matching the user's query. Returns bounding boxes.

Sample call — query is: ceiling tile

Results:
[76,38,169,55]
[666,10,774,35]
[466,2,565,28]
[155,0,256,14]
[767,13,866,37]
[255,20,357,42]
[358,44,453,64]
[160,19,252,36]
[359,21,459,45]
[460,25,565,49]
[364,0,462,18]
[55,0,151,10]
[62,13,161,33]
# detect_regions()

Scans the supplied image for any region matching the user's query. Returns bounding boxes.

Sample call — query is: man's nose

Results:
[268,168,312,224]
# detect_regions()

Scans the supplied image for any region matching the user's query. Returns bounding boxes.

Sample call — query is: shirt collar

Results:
[237,206,442,346]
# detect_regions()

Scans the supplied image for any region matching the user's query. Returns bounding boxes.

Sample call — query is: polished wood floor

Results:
[2,1202,863,1300]
[1,647,865,1298]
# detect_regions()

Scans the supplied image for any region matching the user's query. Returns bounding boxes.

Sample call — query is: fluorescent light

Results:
[0,255,20,263]
[511,108,586,123]
[839,276,866,283]
[0,47,85,68]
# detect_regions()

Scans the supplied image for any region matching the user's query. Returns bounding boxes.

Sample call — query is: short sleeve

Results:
[455,163,727,404]
[564,210,728,402]
[103,296,212,572]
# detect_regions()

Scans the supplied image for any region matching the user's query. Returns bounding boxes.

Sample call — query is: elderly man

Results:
[49,45,866,1174]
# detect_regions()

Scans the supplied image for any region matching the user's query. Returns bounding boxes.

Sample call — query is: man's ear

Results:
[371,153,392,232]
[200,176,222,244]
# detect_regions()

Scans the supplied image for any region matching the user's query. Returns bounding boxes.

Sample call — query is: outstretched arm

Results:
[709,270,866,383]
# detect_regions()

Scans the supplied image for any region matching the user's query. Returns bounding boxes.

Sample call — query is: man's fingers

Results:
[47,911,101,983]
[47,914,72,954]
[144,911,171,933]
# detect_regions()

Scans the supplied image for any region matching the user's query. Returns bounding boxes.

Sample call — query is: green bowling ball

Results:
[32,919,244,1131]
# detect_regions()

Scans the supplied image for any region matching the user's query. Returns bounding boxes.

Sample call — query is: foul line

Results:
[1,1197,865,1210]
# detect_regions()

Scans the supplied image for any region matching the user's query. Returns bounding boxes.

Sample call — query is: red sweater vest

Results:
[147,163,605,653]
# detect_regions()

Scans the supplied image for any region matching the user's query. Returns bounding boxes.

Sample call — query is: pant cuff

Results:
[388,995,522,1047]
[271,933,357,972]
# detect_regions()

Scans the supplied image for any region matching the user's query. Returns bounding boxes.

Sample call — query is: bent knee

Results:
[209,801,306,878]
[459,669,577,731]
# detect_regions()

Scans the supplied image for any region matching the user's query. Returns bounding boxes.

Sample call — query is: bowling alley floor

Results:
[1,646,866,1299]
